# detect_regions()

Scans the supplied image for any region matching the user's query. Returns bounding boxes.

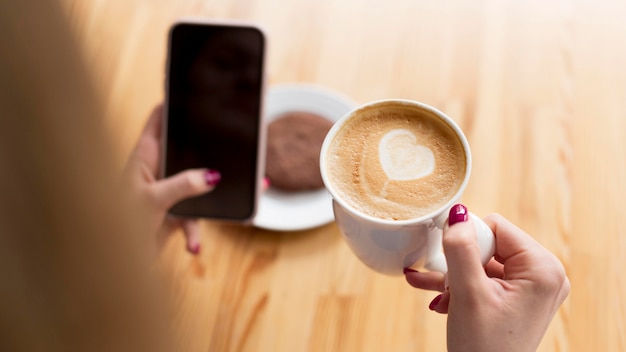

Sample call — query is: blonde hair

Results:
[0,1,172,350]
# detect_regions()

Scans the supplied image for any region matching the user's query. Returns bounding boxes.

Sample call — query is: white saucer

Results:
[252,84,357,231]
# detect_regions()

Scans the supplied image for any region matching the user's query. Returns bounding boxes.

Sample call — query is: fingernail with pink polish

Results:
[429,294,443,311]
[204,169,221,186]
[262,177,271,190]
[403,267,418,275]
[448,204,468,226]
[189,243,200,255]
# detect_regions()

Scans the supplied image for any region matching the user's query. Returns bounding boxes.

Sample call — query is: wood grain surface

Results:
[61,0,626,350]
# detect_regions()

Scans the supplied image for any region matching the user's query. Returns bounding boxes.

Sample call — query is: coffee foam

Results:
[379,129,435,181]
[325,106,466,220]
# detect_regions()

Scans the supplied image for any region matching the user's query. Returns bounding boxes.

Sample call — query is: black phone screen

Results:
[164,23,264,219]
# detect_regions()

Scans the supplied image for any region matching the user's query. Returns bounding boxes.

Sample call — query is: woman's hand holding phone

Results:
[126,105,220,255]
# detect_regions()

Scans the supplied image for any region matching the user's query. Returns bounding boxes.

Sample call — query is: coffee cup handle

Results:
[424,212,496,273]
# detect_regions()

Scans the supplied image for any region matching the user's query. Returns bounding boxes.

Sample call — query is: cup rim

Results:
[320,98,472,225]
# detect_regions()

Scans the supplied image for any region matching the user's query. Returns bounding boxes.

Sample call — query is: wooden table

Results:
[62,0,626,350]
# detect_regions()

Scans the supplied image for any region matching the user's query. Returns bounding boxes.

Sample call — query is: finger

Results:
[484,258,505,279]
[154,168,221,210]
[442,204,490,294]
[142,104,164,140]
[429,290,450,314]
[182,219,201,255]
[404,269,446,292]
[262,177,271,191]
[483,213,552,265]
[130,104,164,176]
[484,213,567,284]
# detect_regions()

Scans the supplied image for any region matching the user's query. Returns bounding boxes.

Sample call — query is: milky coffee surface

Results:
[325,105,466,220]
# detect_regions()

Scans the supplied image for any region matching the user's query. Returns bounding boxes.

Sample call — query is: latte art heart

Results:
[379,129,435,181]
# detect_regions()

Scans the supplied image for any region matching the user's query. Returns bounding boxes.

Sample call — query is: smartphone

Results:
[163,20,266,221]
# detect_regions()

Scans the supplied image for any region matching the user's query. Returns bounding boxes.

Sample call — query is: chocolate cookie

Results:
[265,111,334,191]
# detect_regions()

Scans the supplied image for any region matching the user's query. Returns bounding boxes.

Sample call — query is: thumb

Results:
[442,204,489,294]
[154,168,221,210]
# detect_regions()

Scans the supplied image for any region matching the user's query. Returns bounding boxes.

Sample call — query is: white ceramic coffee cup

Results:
[320,99,495,276]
